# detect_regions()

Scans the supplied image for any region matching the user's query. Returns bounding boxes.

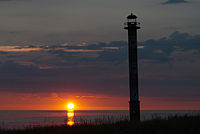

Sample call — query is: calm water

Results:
[0,110,199,129]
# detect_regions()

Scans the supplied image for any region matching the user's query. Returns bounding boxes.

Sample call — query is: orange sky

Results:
[0,92,199,110]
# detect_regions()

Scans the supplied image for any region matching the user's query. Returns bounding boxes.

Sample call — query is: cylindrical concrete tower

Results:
[124,13,140,121]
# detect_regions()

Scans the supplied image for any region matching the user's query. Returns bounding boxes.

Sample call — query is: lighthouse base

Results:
[129,100,140,122]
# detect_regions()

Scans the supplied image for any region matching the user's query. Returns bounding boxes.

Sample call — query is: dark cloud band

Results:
[0,31,200,100]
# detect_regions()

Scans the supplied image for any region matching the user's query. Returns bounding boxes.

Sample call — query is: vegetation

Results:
[0,115,200,134]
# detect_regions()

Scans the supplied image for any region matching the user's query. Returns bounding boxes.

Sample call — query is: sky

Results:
[0,0,200,110]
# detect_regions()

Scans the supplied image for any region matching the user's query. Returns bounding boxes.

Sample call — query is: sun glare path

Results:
[67,121,74,126]
[67,112,74,117]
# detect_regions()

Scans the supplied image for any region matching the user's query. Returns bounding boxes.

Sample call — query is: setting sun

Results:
[67,103,74,110]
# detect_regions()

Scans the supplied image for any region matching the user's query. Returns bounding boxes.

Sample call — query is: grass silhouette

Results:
[0,115,199,134]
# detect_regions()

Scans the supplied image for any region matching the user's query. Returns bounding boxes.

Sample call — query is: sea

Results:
[0,110,199,130]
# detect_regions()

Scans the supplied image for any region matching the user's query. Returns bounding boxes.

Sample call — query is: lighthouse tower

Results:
[124,13,141,121]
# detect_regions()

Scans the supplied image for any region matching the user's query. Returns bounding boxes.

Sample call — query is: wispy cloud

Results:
[162,0,188,4]
[0,0,13,1]
[0,46,42,52]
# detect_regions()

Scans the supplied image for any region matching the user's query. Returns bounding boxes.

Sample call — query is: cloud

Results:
[0,46,42,52]
[0,31,200,101]
[162,0,188,4]
[1,31,199,64]
[139,31,200,62]
[0,0,12,1]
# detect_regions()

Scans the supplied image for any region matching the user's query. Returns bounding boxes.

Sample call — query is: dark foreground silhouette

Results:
[1,115,200,134]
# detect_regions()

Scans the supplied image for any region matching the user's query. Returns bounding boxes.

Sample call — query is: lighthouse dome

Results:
[127,13,137,19]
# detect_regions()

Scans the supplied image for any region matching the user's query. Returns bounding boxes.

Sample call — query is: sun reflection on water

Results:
[66,103,75,126]
[66,110,75,126]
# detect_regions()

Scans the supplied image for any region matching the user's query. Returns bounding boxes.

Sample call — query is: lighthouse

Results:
[124,13,141,121]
